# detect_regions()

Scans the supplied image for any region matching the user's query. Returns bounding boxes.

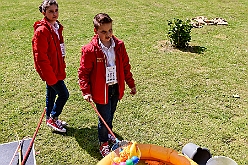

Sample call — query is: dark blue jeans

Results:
[96,84,119,142]
[46,80,69,119]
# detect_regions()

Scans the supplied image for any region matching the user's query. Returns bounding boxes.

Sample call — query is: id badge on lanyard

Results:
[60,43,66,57]
[106,65,117,84]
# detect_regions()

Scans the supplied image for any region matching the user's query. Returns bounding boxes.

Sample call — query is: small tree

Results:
[167,18,193,48]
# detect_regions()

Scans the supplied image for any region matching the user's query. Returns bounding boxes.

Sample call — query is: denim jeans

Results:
[96,84,119,142]
[46,80,69,119]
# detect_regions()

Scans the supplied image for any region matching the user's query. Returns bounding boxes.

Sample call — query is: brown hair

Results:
[93,13,113,29]
[39,0,58,13]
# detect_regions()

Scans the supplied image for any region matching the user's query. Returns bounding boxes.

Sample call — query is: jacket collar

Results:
[33,17,63,32]
[91,34,121,50]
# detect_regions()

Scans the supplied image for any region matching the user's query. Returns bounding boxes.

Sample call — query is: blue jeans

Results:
[46,80,69,119]
[96,84,119,142]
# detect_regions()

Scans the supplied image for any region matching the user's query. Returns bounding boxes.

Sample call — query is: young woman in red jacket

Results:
[78,13,136,157]
[32,0,69,133]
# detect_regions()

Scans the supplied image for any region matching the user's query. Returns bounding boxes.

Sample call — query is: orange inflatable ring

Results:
[97,143,198,165]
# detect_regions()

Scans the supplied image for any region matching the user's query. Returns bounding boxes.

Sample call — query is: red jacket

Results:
[78,35,135,104]
[32,18,66,86]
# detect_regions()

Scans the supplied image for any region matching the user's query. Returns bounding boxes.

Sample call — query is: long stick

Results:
[90,102,131,151]
[90,101,116,139]
[21,108,46,165]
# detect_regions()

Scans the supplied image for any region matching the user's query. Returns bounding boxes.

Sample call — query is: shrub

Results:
[167,18,193,48]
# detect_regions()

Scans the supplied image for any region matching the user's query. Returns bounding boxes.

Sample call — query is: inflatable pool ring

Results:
[97,143,198,165]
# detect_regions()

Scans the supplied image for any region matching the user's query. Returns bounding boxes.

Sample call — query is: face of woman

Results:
[43,4,59,24]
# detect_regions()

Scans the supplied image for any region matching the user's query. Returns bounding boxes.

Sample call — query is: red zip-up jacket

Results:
[32,17,66,86]
[78,35,135,104]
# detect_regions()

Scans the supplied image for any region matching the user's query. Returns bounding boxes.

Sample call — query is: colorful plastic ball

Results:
[119,162,126,165]
[112,163,119,165]
[113,157,120,163]
[131,156,139,164]
[125,159,134,165]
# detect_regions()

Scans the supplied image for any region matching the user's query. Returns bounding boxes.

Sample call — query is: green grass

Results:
[1,0,248,164]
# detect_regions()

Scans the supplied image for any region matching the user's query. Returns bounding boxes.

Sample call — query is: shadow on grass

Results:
[62,126,124,160]
[157,40,207,54]
[178,45,207,54]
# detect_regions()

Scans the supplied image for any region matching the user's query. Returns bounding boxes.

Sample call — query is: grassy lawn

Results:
[1,0,248,164]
